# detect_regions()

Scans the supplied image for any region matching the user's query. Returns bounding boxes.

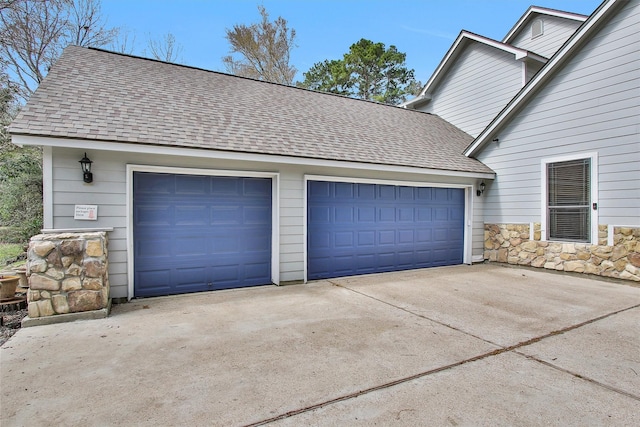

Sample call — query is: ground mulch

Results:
[0,307,27,347]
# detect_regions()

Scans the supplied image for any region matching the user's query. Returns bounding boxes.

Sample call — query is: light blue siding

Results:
[477,1,640,227]
[509,15,585,58]
[416,43,523,137]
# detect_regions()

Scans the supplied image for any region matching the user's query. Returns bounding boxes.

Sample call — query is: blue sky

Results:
[101,0,603,84]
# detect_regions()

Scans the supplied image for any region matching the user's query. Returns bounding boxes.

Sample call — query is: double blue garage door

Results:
[133,172,272,297]
[133,173,465,296]
[307,181,465,280]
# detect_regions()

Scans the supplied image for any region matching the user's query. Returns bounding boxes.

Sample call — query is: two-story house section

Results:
[402,6,588,138]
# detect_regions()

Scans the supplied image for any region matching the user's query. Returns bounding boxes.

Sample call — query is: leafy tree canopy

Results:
[299,38,421,105]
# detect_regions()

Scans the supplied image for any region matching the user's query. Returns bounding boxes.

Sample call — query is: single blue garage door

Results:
[133,172,272,297]
[307,181,464,280]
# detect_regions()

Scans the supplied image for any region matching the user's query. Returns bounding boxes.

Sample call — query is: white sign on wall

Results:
[74,205,98,221]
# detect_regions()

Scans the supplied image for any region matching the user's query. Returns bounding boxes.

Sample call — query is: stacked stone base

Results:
[484,224,640,282]
[27,232,109,318]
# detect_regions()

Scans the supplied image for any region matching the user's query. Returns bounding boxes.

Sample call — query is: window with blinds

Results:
[547,158,590,242]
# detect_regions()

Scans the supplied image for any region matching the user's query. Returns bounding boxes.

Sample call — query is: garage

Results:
[133,172,273,297]
[307,180,465,280]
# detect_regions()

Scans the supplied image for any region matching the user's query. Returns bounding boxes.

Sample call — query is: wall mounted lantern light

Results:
[476,181,486,197]
[79,152,93,183]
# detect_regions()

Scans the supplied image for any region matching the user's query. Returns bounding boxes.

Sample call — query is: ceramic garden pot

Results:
[0,276,20,300]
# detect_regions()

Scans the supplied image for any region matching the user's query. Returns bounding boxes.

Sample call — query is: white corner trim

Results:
[608,224,614,246]
[472,254,485,263]
[42,146,54,229]
[125,164,281,300]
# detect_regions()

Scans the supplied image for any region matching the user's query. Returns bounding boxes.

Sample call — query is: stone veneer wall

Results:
[27,232,109,317]
[484,223,640,282]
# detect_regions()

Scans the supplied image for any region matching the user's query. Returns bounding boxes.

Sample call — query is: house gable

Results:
[503,6,588,58]
[402,31,546,137]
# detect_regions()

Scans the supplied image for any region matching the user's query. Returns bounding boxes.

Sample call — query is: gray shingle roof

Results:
[10,46,493,174]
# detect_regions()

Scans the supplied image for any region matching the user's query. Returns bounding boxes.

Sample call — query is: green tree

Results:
[299,38,420,105]
[222,5,297,85]
[297,59,351,96]
[0,67,42,243]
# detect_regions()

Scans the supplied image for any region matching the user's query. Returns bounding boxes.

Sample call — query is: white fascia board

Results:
[465,0,620,158]
[503,6,589,43]
[400,93,431,108]
[12,134,495,180]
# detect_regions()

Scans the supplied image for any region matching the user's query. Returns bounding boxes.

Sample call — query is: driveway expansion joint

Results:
[515,351,640,402]
[243,283,640,425]
[328,280,499,347]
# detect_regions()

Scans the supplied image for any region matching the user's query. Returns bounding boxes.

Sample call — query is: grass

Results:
[0,243,25,270]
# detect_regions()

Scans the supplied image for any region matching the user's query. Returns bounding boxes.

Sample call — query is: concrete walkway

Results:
[1,264,639,426]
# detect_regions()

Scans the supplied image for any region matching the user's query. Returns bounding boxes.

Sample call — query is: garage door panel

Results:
[358,207,376,222]
[358,231,375,246]
[174,236,208,256]
[335,182,354,197]
[175,205,208,226]
[134,172,272,297]
[358,184,376,199]
[135,205,172,226]
[244,206,271,224]
[136,237,172,258]
[243,177,271,195]
[244,262,271,280]
[308,181,464,280]
[211,206,241,224]
[378,230,395,245]
[309,206,331,223]
[175,175,207,194]
[135,173,173,194]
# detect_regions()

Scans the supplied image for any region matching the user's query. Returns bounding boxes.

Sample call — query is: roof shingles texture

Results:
[10,46,493,174]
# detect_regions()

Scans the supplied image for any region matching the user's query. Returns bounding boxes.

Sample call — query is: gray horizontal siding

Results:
[509,16,584,58]
[418,43,522,137]
[50,148,484,297]
[478,1,640,227]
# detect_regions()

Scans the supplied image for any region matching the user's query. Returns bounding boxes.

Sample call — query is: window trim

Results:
[541,152,598,243]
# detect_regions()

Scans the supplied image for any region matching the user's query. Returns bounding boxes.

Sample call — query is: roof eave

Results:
[12,134,496,179]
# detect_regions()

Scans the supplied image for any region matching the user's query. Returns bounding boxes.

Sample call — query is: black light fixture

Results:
[79,152,93,183]
[476,181,486,197]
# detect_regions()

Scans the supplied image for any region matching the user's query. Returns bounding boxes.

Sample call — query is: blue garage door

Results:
[307,181,465,280]
[133,172,272,297]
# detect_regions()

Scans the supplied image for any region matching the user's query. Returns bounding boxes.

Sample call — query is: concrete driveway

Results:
[1,264,639,426]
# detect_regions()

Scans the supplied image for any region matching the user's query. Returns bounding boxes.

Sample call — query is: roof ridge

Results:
[82,45,416,112]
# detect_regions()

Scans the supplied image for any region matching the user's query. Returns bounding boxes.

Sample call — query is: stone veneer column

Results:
[27,232,109,318]
[484,224,640,282]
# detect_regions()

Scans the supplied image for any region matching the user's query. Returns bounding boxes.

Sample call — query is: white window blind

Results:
[547,158,590,242]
